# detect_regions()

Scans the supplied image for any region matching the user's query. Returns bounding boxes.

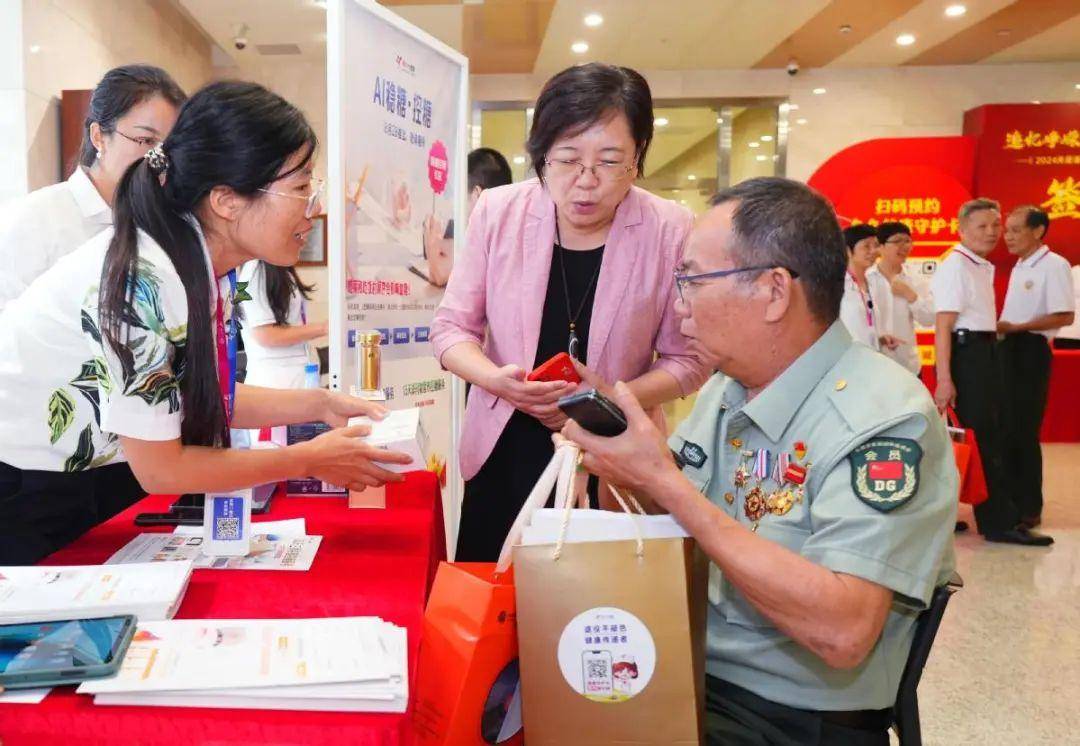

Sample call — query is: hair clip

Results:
[144,144,169,174]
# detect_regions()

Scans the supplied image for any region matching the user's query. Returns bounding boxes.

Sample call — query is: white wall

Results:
[2,0,215,203]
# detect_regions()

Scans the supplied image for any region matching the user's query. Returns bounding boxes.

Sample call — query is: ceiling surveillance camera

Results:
[787,59,800,76]
[233,23,249,51]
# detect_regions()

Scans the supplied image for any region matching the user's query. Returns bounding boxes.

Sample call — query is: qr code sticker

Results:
[587,658,610,680]
[215,516,240,540]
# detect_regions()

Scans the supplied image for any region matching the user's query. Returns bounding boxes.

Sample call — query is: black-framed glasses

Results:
[673,265,800,303]
[113,129,160,149]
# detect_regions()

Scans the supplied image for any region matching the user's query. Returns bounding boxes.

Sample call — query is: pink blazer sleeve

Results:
[430,190,491,366]
[648,210,711,396]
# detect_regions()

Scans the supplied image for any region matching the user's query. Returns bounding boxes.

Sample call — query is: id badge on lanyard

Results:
[215,270,238,425]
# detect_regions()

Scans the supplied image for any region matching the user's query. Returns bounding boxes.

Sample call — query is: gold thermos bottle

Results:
[358,330,383,391]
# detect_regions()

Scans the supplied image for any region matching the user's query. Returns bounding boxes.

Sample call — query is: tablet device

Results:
[0,615,137,690]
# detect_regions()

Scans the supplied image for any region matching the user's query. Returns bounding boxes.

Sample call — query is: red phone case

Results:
[527,352,581,384]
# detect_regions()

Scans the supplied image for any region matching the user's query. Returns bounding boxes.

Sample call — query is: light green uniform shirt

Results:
[669,321,957,711]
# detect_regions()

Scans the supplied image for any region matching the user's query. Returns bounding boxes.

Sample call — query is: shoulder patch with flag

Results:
[848,437,922,512]
[679,440,707,469]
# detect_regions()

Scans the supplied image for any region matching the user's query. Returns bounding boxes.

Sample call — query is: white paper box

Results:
[348,407,428,474]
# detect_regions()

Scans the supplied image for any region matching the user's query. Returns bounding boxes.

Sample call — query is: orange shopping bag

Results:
[946,409,988,506]
[412,445,574,745]
[413,562,522,746]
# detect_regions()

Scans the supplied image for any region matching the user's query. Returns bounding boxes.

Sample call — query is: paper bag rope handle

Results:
[552,473,646,561]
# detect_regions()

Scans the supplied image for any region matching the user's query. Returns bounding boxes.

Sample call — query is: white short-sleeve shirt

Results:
[237,260,310,390]
[839,270,892,350]
[1055,266,1080,341]
[930,245,997,332]
[869,264,935,374]
[0,224,233,472]
[999,246,1076,339]
[0,167,112,313]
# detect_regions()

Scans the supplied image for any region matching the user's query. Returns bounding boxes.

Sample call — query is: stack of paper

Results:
[105,518,322,571]
[0,561,193,624]
[519,508,690,547]
[78,617,408,713]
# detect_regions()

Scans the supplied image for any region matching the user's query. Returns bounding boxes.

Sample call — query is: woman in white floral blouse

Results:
[0,82,411,564]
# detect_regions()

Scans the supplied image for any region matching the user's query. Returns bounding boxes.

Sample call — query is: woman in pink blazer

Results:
[431,63,710,560]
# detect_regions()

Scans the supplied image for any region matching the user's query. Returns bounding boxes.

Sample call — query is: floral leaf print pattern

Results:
[70,360,102,425]
[101,258,183,414]
[81,309,102,344]
[63,424,95,472]
[130,369,180,410]
[232,280,253,304]
[47,389,76,445]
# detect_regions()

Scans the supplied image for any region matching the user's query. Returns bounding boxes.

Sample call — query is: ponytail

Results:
[100,158,227,447]
[263,264,315,326]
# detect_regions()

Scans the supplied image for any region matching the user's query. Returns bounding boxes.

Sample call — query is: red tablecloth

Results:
[919,348,1080,442]
[0,472,445,746]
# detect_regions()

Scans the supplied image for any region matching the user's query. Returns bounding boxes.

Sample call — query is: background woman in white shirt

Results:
[0,64,186,311]
[239,262,326,390]
[869,222,935,374]
[0,81,410,564]
[839,224,899,352]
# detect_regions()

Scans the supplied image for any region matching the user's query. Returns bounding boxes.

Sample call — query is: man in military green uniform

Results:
[563,177,957,745]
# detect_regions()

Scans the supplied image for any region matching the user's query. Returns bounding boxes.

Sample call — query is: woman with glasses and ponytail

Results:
[0,81,410,564]
[0,64,186,312]
[431,63,710,562]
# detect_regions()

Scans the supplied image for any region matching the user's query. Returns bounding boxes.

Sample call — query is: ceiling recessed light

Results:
[760,135,774,142]
[687,174,697,181]
[512,155,526,165]
[584,13,603,27]
[756,155,768,162]
[748,141,760,148]
[571,40,589,54]
[838,24,852,34]
[1075,83,1080,90]
[655,117,669,127]
[796,118,808,125]
[945,4,967,17]
[895,33,916,46]
[813,87,827,95]
[1032,100,1041,105]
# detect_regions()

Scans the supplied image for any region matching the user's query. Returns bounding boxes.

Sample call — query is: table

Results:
[0,471,445,746]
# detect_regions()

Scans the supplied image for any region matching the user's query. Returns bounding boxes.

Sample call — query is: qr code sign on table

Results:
[214,516,240,540]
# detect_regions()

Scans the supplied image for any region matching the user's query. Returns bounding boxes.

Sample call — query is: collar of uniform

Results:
[735,321,853,443]
[953,244,992,267]
[67,166,111,224]
[1019,245,1050,268]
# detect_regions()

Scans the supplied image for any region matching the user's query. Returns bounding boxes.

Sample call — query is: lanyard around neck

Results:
[214,269,238,424]
[848,270,874,329]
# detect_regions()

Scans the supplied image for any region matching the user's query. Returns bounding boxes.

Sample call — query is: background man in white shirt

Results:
[1053,264,1080,349]
[932,198,1052,546]
[998,206,1075,528]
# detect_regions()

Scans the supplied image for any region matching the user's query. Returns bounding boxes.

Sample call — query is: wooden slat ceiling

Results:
[752,0,923,69]
[904,0,1080,66]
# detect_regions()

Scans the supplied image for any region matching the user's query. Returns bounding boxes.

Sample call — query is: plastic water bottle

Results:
[203,489,252,557]
[304,362,320,390]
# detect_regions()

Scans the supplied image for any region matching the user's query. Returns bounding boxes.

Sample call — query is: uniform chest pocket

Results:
[720,521,811,630]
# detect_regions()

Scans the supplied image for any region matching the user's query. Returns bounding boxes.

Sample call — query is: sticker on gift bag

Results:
[557,607,656,703]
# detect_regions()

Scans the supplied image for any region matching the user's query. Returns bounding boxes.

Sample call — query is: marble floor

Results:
[904,443,1080,745]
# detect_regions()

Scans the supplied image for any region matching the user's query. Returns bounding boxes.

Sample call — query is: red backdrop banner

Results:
[963,103,1080,301]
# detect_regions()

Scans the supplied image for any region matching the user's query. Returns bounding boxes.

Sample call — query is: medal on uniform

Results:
[723,492,735,505]
[793,441,807,461]
[752,449,770,483]
[744,486,767,524]
[783,462,807,486]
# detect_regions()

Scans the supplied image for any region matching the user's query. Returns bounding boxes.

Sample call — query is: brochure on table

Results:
[78,616,407,716]
[0,561,192,624]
